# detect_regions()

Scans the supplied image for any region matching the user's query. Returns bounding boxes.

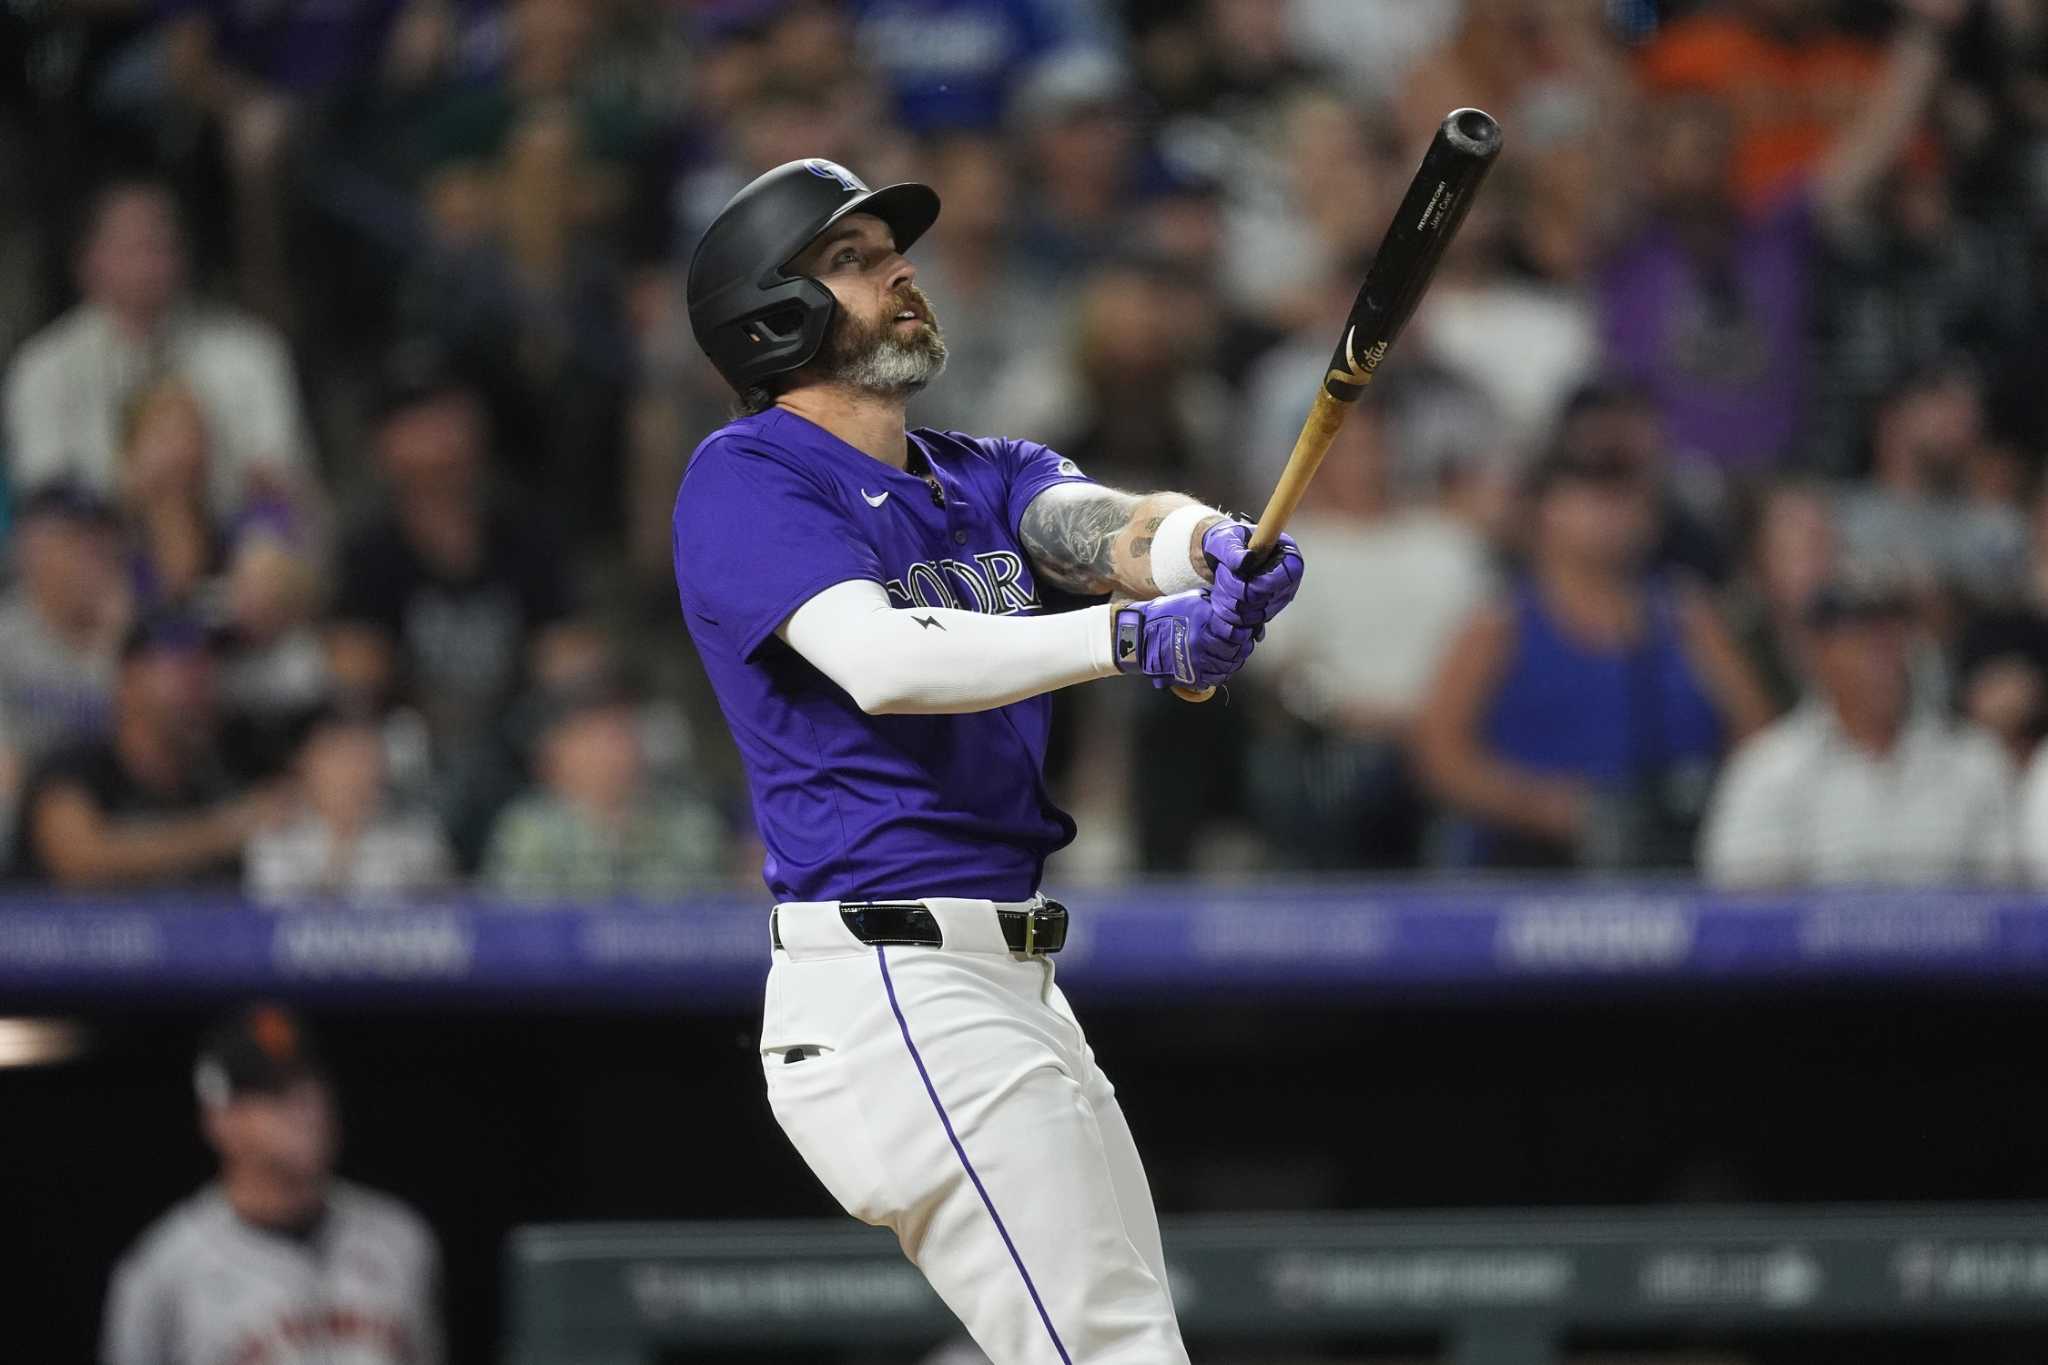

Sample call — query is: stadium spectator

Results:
[1415,442,1772,871]
[1726,479,1840,712]
[1949,480,2048,768]
[246,703,454,904]
[160,0,421,326]
[11,612,289,887]
[1236,248,1381,498]
[382,0,646,540]
[1957,634,2048,769]
[853,0,1110,133]
[1243,385,1495,868]
[1007,49,1145,282]
[1284,0,1462,106]
[668,78,873,250]
[120,379,219,610]
[0,115,44,364]
[1805,130,2033,476]
[1413,183,1599,449]
[1603,0,1965,475]
[326,354,595,866]
[1221,89,1392,332]
[1129,0,1328,119]
[2,179,315,518]
[1555,379,1735,585]
[0,482,128,768]
[904,133,1061,434]
[2017,736,2048,884]
[1637,0,1890,208]
[117,378,318,620]
[102,1005,443,1365]
[118,376,330,774]
[989,259,1227,494]
[1398,0,1634,284]
[1834,362,2029,613]
[1701,576,2017,885]
[482,677,726,899]
[405,0,646,281]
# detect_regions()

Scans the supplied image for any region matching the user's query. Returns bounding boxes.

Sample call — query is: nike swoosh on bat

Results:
[862,489,890,508]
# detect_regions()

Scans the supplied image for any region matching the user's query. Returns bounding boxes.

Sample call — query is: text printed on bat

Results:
[1326,325,1390,391]
[1418,181,1453,231]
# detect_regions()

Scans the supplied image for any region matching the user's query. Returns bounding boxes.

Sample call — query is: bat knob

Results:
[1172,684,1217,705]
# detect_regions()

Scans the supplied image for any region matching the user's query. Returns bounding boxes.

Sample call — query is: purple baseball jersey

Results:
[672,407,1093,902]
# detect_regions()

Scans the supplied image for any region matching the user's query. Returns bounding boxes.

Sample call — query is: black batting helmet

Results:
[687,158,941,393]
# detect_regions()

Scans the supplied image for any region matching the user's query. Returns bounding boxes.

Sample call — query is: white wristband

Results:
[1150,503,1220,596]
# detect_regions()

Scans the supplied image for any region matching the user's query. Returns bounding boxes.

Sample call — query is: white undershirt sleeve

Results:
[778,578,1120,715]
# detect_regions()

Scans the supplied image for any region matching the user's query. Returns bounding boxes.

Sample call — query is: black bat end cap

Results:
[1445,108,1503,160]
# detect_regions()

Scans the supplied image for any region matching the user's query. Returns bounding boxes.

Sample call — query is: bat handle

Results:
[1167,485,1297,703]
[1169,519,1273,704]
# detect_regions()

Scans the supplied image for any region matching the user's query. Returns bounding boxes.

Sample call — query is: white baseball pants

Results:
[760,898,1191,1365]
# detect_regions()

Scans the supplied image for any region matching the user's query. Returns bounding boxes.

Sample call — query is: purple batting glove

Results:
[1113,590,1259,689]
[1202,521,1305,629]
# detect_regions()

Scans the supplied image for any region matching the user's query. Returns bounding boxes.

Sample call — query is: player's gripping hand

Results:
[1113,591,1259,690]
[1201,522,1305,630]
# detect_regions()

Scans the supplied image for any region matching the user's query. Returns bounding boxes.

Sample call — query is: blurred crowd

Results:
[1,0,2047,896]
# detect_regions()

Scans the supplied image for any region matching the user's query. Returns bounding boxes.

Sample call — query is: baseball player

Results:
[672,158,1305,1363]
[101,1005,442,1365]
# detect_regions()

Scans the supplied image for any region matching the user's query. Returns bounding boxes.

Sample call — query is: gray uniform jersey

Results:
[101,1181,442,1365]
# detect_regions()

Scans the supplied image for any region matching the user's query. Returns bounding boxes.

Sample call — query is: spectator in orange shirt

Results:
[1399,0,1638,283]
[1639,0,1890,207]
[1604,0,1966,474]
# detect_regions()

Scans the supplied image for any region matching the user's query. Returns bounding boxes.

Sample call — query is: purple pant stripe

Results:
[877,946,1074,1365]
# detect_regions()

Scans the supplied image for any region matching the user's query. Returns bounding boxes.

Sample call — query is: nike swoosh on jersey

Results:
[862,489,890,508]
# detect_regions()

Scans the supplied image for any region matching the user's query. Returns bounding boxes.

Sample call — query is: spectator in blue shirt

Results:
[851,0,1108,132]
[1416,441,1773,871]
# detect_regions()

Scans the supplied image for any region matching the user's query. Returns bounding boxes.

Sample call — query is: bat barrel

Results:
[1443,108,1504,159]
[1319,106,1503,404]
[1175,108,1503,707]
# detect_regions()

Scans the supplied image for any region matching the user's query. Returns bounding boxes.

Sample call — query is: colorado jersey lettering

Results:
[882,551,1035,613]
[671,407,1093,902]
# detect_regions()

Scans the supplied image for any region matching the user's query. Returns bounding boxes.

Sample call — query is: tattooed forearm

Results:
[1018,484,1135,594]
[1019,484,1220,598]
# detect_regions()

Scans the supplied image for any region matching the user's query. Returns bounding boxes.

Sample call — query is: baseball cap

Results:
[689,0,794,40]
[1557,376,1657,427]
[1523,445,1647,498]
[1804,577,1912,632]
[120,608,215,664]
[194,1003,327,1109]
[369,339,474,425]
[1008,49,1131,131]
[17,478,120,529]
[289,692,383,745]
[514,670,641,758]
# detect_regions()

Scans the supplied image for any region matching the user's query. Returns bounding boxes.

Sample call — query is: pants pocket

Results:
[763,1047,896,1227]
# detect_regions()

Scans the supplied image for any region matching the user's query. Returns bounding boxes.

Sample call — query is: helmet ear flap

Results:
[723,275,836,380]
[744,302,810,346]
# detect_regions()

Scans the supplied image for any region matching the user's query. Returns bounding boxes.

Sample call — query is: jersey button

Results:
[953,530,968,545]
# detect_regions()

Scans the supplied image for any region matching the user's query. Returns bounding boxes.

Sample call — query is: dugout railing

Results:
[504,1205,2048,1364]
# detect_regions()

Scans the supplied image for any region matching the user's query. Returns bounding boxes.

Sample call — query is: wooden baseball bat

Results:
[1175,107,1503,703]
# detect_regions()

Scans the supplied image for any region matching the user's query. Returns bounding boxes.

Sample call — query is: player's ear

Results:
[198,1101,233,1157]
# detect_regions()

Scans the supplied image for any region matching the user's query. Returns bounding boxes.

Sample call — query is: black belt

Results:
[772,898,1069,955]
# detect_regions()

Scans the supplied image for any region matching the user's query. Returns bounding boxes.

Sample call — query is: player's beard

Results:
[816,285,947,397]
